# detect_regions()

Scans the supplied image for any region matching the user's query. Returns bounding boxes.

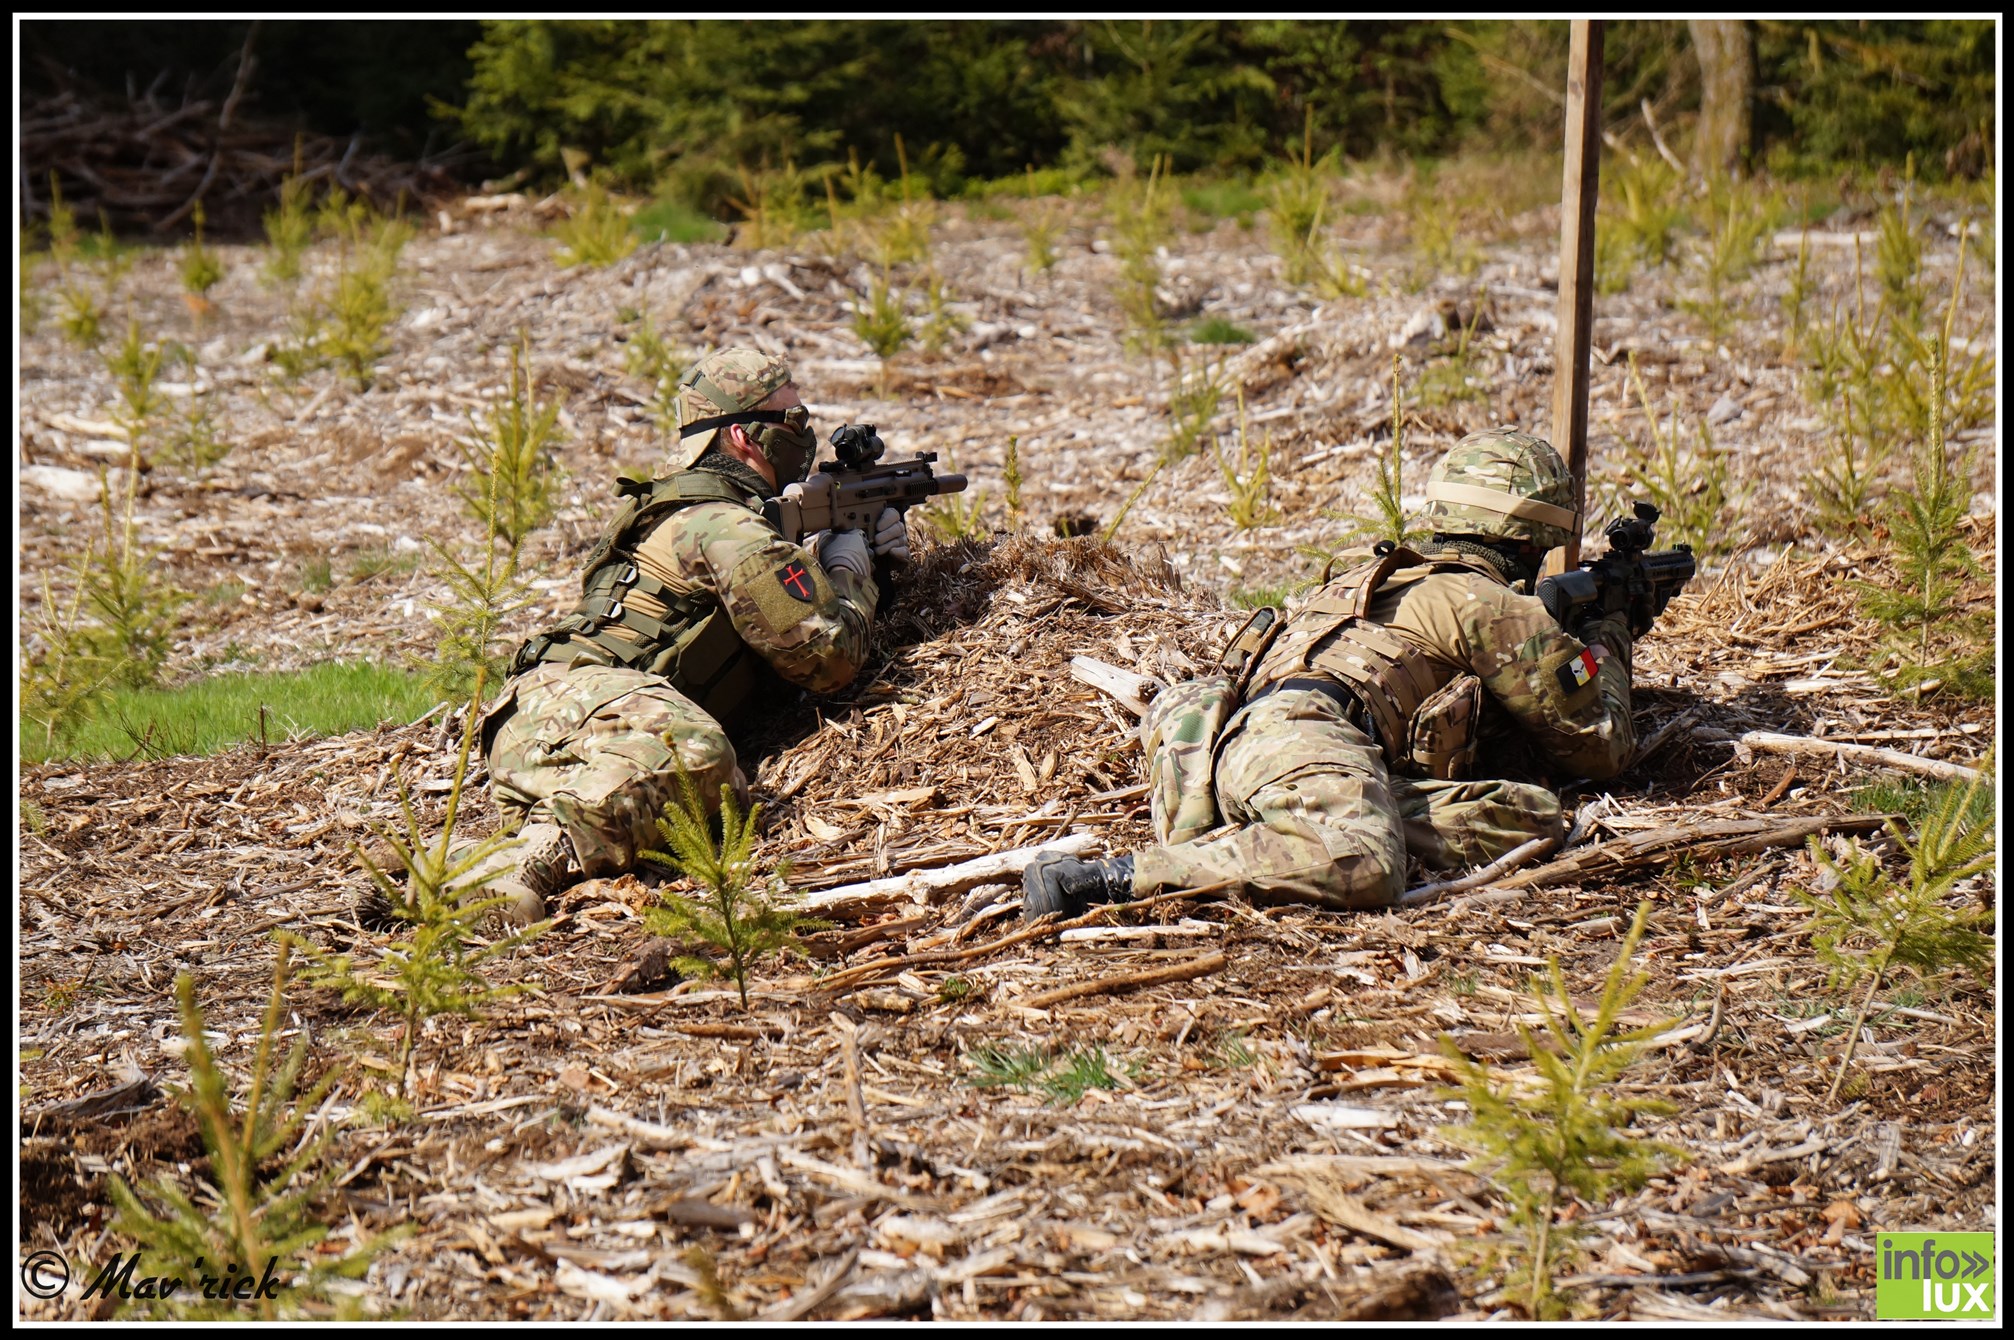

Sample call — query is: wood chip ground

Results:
[18,181,1996,1321]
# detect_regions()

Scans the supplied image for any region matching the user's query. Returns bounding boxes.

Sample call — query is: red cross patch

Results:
[1556,646,1600,695]
[776,560,815,602]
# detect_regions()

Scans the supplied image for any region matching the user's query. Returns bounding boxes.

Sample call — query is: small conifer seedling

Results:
[1439,902,1684,1319]
[456,334,566,548]
[104,945,393,1319]
[1795,762,1995,1103]
[643,772,823,1009]
[290,670,546,1096]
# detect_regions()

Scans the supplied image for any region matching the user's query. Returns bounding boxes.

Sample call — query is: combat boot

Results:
[448,822,573,927]
[1022,852,1136,922]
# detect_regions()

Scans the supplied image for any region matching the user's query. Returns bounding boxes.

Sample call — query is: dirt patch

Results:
[21,1104,209,1242]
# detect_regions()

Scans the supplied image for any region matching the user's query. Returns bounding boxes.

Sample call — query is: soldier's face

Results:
[727,384,817,486]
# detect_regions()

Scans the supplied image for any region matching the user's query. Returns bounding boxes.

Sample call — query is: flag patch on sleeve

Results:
[1556,647,1600,695]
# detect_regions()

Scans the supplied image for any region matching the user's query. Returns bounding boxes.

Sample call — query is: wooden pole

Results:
[1551,19,1605,569]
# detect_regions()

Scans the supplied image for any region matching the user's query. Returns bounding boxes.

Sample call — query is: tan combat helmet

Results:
[1418,428,1579,552]
[666,345,795,471]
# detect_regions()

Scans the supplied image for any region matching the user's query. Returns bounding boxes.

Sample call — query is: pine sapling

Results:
[1214,386,1278,529]
[289,667,546,1098]
[642,772,823,1009]
[180,201,226,301]
[1003,435,1026,530]
[916,445,991,542]
[1438,902,1684,1319]
[1343,355,1430,547]
[1021,166,1065,275]
[1794,761,1994,1103]
[1854,345,1990,699]
[550,183,639,268]
[263,160,316,285]
[456,334,566,547]
[919,270,969,354]
[429,439,537,706]
[1160,347,1225,464]
[103,945,393,1319]
[853,270,913,398]
[623,314,686,435]
[21,556,128,756]
[77,432,186,690]
[1624,351,1739,558]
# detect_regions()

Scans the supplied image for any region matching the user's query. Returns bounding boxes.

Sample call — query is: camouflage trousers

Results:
[483,662,747,879]
[1131,683,1562,910]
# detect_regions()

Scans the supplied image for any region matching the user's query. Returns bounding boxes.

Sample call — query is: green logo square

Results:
[1877,1232,1996,1320]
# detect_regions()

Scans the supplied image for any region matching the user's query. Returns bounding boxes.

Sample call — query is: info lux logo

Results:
[1876,1232,1996,1320]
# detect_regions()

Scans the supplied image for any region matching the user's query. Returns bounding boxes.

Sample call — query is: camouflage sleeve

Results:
[1458,580,1634,779]
[649,502,879,693]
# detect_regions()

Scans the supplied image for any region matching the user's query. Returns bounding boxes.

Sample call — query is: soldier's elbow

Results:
[780,652,862,695]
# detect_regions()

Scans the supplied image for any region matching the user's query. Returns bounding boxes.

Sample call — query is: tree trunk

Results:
[1689,20,1754,176]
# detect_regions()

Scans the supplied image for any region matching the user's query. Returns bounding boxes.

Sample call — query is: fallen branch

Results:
[817,885,1220,994]
[1738,731,1983,783]
[1018,949,1227,1009]
[759,1247,862,1323]
[1068,655,1165,716]
[1256,1156,1444,1253]
[1489,814,1893,892]
[798,834,1097,917]
[1397,836,1556,907]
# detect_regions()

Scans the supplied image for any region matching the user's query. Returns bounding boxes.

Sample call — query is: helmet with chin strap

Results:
[667,346,813,480]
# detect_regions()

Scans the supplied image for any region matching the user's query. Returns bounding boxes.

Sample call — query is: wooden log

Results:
[798,834,1097,917]
[1068,655,1165,716]
[1551,18,1606,569]
[1019,950,1227,1009]
[1738,731,1984,783]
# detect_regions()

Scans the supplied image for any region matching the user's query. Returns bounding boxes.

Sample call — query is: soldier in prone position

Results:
[1024,429,1640,918]
[470,347,910,921]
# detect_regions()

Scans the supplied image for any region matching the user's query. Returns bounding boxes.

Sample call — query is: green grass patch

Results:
[964,1043,1130,1105]
[202,578,248,607]
[631,195,730,246]
[1182,177,1266,225]
[346,546,424,583]
[965,165,1084,200]
[24,661,440,764]
[1226,583,1302,609]
[1190,316,1256,345]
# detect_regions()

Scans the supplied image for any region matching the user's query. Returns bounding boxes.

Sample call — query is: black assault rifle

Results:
[763,424,967,557]
[1535,501,1696,639]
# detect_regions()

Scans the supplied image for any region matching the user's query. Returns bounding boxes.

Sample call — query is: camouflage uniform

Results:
[482,349,877,878]
[1127,430,1634,910]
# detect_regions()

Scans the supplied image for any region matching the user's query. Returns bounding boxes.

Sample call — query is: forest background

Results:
[21,17,1997,228]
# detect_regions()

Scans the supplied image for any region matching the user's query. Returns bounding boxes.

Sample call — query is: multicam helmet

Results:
[1419,428,1578,551]
[667,346,797,471]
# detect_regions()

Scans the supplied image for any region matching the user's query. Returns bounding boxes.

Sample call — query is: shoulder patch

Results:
[1556,646,1600,695]
[775,560,816,603]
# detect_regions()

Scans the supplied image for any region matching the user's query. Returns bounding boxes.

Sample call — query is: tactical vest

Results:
[1254,544,1504,780]
[507,470,767,722]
